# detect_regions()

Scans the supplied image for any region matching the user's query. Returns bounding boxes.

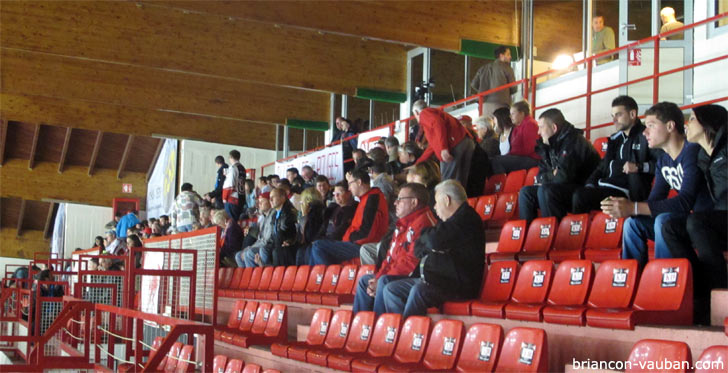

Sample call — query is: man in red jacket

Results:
[412,99,475,187]
[352,183,437,315]
[309,169,389,265]
[491,100,541,173]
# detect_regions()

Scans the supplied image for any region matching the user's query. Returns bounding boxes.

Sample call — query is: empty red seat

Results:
[454,323,503,373]
[292,264,326,303]
[213,355,228,373]
[542,260,594,326]
[235,303,287,348]
[487,220,528,263]
[241,364,261,373]
[494,327,548,372]
[504,260,554,322]
[548,214,589,262]
[224,300,247,331]
[592,136,609,158]
[224,359,243,373]
[585,259,639,328]
[421,319,464,371]
[503,169,527,193]
[276,266,298,301]
[271,308,332,360]
[307,265,342,304]
[173,345,194,373]
[583,213,625,262]
[352,315,429,372]
[259,266,286,300]
[467,197,478,208]
[253,266,275,298]
[475,194,497,222]
[236,301,259,334]
[516,218,556,263]
[695,345,728,373]
[279,265,310,302]
[229,267,244,289]
[306,309,353,366]
[162,342,184,372]
[469,260,520,318]
[489,192,519,226]
[236,267,254,291]
[626,339,692,373]
[219,267,234,289]
[244,267,264,298]
[524,167,539,187]
[326,311,384,371]
[322,264,359,306]
[484,173,507,195]
[219,267,239,297]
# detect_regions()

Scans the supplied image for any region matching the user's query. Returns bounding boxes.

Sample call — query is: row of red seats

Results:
[487,212,625,263]
[212,354,281,373]
[215,301,287,348]
[271,308,548,372]
[442,258,693,330]
[624,340,727,373]
[118,336,193,372]
[217,264,375,306]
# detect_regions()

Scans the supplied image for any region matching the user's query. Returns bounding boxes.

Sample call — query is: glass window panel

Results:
[429,49,465,106]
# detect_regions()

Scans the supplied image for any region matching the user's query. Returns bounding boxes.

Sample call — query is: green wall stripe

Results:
[460,39,521,61]
[286,118,329,131]
[355,88,407,104]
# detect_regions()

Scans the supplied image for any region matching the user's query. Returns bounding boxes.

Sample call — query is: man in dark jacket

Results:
[518,108,601,224]
[381,180,485,318]
[572,96,661,213]
[323,181,358,241]
[206,155,228,209]
[269,188,299,266]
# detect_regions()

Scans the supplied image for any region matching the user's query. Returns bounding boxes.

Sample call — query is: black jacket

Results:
[323,202,358,241]
[700,127,727,210]
[271,200,299,266]
[301,200,326,245]
[536,122,601,185]
[209,164,229,201]
[412,203,485,299]
[585,120,661,201]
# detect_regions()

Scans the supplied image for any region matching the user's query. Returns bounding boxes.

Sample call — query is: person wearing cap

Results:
[235,191,276,267]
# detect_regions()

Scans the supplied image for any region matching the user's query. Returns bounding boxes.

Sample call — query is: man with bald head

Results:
[659,7,684,40]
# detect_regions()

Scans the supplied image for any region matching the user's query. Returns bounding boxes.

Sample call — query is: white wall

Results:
[0,257,31,277]
[693,1,728,107]
[63,203,113,258]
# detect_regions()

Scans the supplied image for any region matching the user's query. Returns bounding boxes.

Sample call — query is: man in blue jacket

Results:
[116,210,140,239]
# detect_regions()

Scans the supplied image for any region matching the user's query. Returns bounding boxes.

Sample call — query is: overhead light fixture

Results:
[552,54,574,70]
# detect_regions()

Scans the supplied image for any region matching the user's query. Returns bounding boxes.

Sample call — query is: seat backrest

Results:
[213,355,228,373]
[264,304,287,338]
[391,316,431,364]
[163,342,184,371]
[241,364,261,373]
[335,265,359,294]
[510,260,554,304]
[257,266,274,290]
[344,311,376,354]
[626,339,692,373]
[546,260,594,306]
[495,220,528,254]
[268,266,286,291]
[467,197,478,208]
[319,265,342,294]
[324,310,353,349]
[422,319,464,370]
[480,260,520,302]
[494,327,548,373]
[593,136,609,158]
[305,265,327,292]
[226,300,247,329]
[584,213,624,250]
[251,302,272,334]
[524,167,539,187]
[247,267,263,290]
[551,214,589,252]
[475,194,497,222]
[521,217,557,253]
[237,267,254,289]
[503,170,527,193]
[633,259,692,312]
[219,268,233,289]
[224,359,243,373]
[278,266,298,292]
[149,336,165,365]
[238,301,259,332]
[352,265,375,295]
[455,323,504,373]
[366,313,402,358]
[588,259,639,308]
[291,265,311,292]
[228,268,243,290]
[695,345,728,373]
[491,192,519,222]
[305,308,333,345]
[174,345,194,373]
[484,174,507,195]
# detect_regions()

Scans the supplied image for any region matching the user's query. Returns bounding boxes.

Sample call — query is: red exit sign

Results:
[122,183,133,193]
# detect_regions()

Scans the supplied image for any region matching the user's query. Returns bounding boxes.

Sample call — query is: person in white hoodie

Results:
[222,150,247,221]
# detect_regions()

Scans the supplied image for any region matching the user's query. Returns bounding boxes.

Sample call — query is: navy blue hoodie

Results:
[647,141,712,215]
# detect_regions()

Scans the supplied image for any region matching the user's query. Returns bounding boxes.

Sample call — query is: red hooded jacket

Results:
[375,206,438,279]
[342,187,389,245]
[416,108,469,163]
[509,115,541,160]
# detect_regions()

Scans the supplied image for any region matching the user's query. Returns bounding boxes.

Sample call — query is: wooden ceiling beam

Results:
[1,228,49,259]
[117,135,134,179]
[43,202,56,239]
[146,139,164,182]
[1,1,407,95]
[16,199,26,237]
[0,119,7,167]
[88,131,103,177]
[58,127,72,173]
[27,124,40,170]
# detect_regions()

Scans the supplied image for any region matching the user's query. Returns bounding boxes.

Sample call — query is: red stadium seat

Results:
[263,304,288,340]
[234,303,287,348]
[230,268,244,289]
[494,327,548,373]
[695,345,728,373]
[475,195,497,222]
[254,266,275,298]
[592,136,609,158]
[271,308,331,360]
[259,266,286,300]
[626,339,692,373]
[322,264,359,306]
[306,310,353,366]
[352,265,375,295]
[224,359,243,373]
[244,267,264,298]
[213,355,228,373]
[276,266,298,301]
[487,220,528,263]
[504,260,554,322]
[219,268,234,289]
[173,344,194,373]
[524,167,539,187]
[503,169,527,193]
[307,265,342,304]
[237,301,259,333]
[454,323,504,373]
[162,342,183,372]
[467,197,478,208]
[484,173,507,195]
[225,300,247,330]
[421,319,465,371]
[489,192,519,226]
[517,217,558,262]
[583,213,625,262]
[149,337,165,368]
[542,260,594,326]
[250,303,273,335]
[469,260,520,318]
[237,267,254,290]
[279,265,310,302]
[241,364,261,373]
[326,311,380,371]
[261,370,280,373]
[548,213,589,262]
[293,264,326,303]
[585,259,639,328]
[352,315,429,372]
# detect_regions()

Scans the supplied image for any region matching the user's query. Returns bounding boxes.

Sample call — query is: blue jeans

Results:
[309,240,360,265]
[225,202,241,222]
[296,245,312,266]
[177,224,193,233]
[622,213,682,268]
[234,246,271,267]
[382,278,448,319]
[352,274,405,316]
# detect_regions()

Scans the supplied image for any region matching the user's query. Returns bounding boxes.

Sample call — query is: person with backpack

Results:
[222,150,247,221]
